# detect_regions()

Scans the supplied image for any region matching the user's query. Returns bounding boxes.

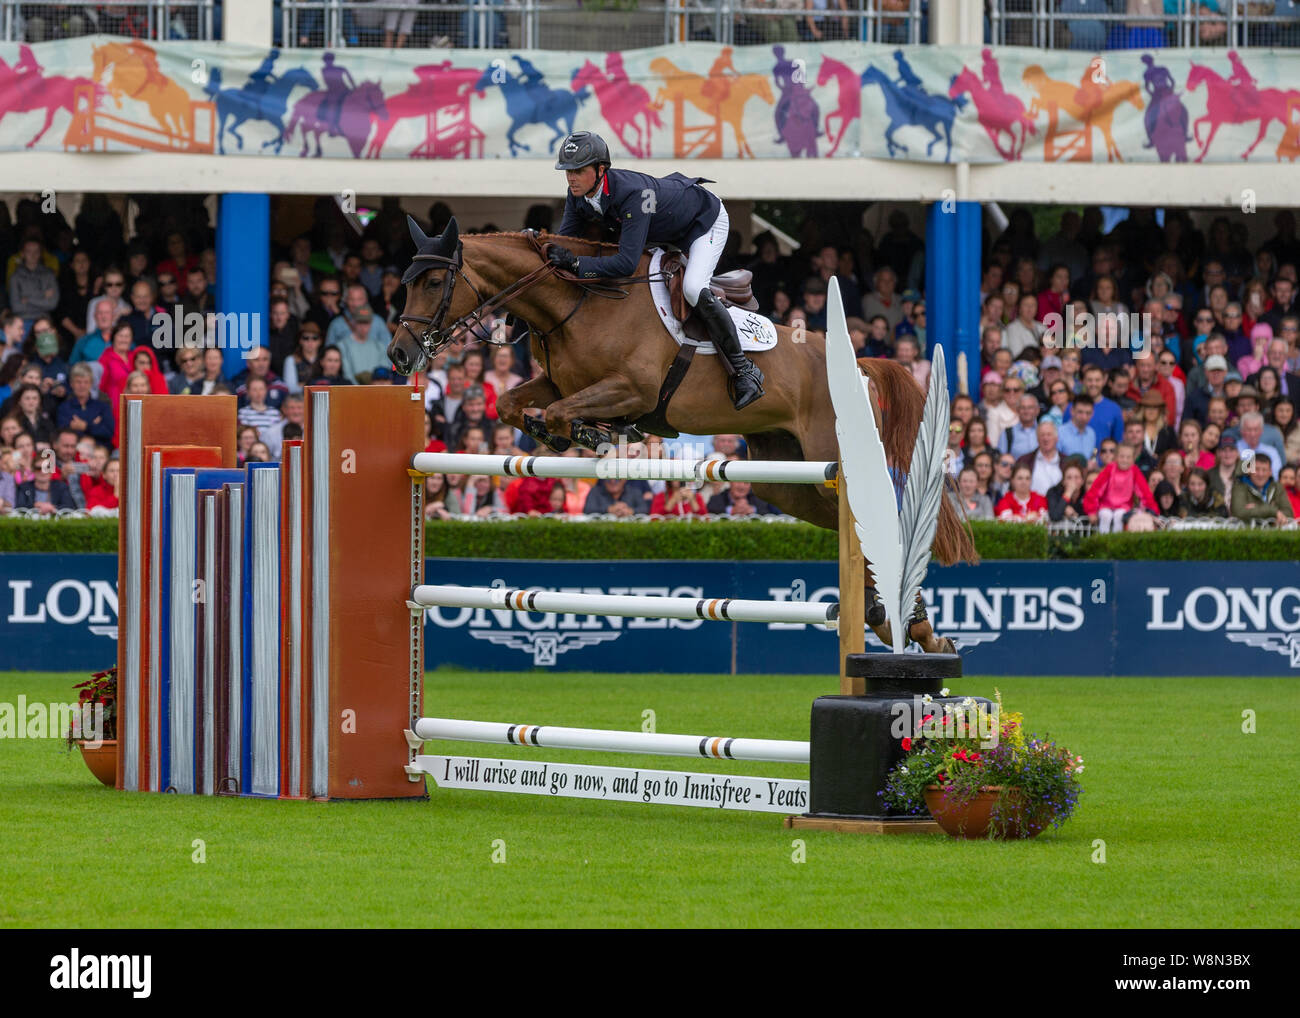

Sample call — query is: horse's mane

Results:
[463,230,623,257]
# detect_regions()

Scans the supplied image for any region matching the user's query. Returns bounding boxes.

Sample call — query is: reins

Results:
[397,230,672,358]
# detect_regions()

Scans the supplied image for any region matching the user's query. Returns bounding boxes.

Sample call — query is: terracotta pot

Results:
[77,740,118,787]
[923,785,1050,840]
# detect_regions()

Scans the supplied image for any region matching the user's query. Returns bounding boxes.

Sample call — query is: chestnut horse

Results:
[390,217,976,652]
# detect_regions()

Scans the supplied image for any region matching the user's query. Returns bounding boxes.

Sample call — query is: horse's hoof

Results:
[936,636,957,655]
[570,421,612,452]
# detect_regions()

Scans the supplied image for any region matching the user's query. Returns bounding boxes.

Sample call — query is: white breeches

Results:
[683,204,730,308]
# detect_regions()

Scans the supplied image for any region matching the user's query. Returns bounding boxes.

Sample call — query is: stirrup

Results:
[727,363,765,411]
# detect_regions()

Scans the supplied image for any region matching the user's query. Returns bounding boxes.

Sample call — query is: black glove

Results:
[547,246,579,274]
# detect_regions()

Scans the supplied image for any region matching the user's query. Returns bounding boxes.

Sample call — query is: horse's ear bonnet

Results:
[402,215,460,285]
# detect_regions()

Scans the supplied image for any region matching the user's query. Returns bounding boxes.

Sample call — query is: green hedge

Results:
[0,516,1294,561]
[1061,529,1300,561]
[0,518,119,553]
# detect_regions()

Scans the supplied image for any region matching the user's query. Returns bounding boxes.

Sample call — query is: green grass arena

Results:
[3,669,1296,929]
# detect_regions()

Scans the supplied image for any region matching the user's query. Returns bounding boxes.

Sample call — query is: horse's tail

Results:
[859,358,979,567]
[204,66,221,99]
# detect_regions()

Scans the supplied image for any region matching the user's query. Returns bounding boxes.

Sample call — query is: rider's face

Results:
[566,166,599,196]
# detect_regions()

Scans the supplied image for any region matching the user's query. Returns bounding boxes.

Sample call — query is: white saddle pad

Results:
[648,248,779,355]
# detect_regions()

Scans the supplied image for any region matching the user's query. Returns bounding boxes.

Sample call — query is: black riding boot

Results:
[695,289,765,411]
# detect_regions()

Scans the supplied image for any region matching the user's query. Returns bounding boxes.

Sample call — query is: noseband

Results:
[396,243,482,356]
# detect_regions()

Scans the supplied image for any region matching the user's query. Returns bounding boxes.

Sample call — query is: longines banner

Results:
[4,553,1299,676]
[1,38,1298,163]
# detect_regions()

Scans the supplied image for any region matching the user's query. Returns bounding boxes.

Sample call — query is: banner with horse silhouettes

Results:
[2,38,1298,164]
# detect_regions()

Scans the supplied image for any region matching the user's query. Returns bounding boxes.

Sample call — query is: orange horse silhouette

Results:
[1022,63,1143,162]
[649,56,772,159]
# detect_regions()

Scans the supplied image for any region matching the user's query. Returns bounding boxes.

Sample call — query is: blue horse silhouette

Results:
[474,56,588,157]
[205,65,319,155]
[861,61,966,162]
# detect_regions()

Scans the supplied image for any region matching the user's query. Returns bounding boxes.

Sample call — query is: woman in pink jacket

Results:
[1083,443,1158,533]
[96,321,138,410]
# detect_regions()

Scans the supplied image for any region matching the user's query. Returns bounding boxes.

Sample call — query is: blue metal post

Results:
[216,193,270,379]
[955,201,982,398]
[925,201,956,393]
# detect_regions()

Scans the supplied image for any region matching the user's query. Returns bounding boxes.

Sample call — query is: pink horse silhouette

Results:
[816,55,863,158]
[948,64,1035,161]
[0,49,103,148]
[571,59,661,158]
[1187,60,1300,162]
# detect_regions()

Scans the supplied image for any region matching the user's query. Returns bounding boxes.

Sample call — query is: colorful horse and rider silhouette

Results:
[948,49,1035,161]
[283,52,388,158]
[767,46,821,158]
[205,51,319,156]
[365,61,486,159]
[860,50,966,162]
[0,45,101,149]
[1187,51,1300,162]
[1021,58,1143,162]
[475,56,588,157]
[649,50,773,159]
[1140,54,1191,162]
[571,53,661,158]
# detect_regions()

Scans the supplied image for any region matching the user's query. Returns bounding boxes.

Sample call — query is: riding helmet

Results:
[555,132,612,171]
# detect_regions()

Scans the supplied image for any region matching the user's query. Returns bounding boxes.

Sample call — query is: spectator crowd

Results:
[2,196,1297,530]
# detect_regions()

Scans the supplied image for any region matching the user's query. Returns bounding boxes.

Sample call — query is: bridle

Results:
[395,231,639,362]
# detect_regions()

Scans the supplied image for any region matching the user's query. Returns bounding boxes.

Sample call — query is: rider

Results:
[320,52,355,139]
[892,49,923,92]
[1226,50,1260,120]
[546,131,766,411]
[514,55,546,90]
[245,48,280,107]
[701,46,740,110]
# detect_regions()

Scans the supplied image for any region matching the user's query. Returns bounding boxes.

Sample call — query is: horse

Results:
[1022,65,1142,163]
[284,80,387,158]
[92,40,192,140]
[364,65,484,159]
[816,56,861,157]
[648,57,773,158]
[571,60,662,159]
[1141,62,1191,163]
[948,65,1034,161]
[1186,62,1300,162]
[773,59,820,158]
[0,54,101,149]
[474,66,587,157]
[206,66,318,155]
[388,218,977,654]
[860,65,965,162]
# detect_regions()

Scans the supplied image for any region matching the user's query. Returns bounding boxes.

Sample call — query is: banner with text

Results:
[3,554,1298,676]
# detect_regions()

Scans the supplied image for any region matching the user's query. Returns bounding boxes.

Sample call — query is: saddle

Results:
[659,250,759,323]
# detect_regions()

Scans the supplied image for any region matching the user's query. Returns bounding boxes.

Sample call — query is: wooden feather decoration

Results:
[824,278,906,653]
[896,344,950,634]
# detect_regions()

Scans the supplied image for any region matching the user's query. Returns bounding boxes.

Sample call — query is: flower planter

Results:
[77,740,118,787]
[923,785,1050,840]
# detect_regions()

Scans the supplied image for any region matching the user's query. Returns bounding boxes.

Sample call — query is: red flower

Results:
[901,737,912,751]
